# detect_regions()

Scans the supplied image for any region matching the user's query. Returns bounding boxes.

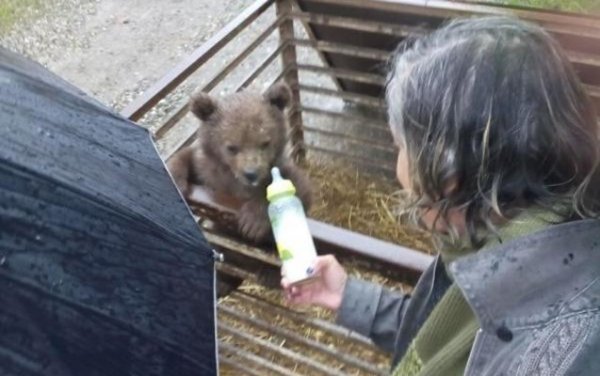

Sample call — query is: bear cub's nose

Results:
[243,169,259,184]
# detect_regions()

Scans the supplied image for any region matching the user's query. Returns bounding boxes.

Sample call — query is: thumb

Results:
[312,255,337,275]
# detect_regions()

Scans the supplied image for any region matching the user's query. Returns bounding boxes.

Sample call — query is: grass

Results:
[0,0,45,35]
[489,0,600,12]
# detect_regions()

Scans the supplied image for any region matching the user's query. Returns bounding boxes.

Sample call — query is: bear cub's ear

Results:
[189,91,218,121]
[264,82,292,111]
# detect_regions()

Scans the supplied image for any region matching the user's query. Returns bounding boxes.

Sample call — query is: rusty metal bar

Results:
[291,0,345,93]
[219,322,347,376]
[216,261,258,281]
[297,63,385,85]
[547,22,600,40]
[286,137,307,162]
[293,36,600,86]
[288,10,427,37]
[219,304,387,375]
[293,36,599,75]
[122,0,275,121]
[153,17,284,139]
[204,230,281,267]
[187,185,432,274]
[570,51,600,68]
[204,17,284,91]
[267,65,291,89]
[292,103,390,135]
[302,123,396,153]
[299,84,386,109]
[586,85,600,97]
[231,291,376,348]
[235,43,286,92]
[154,104,189,140]
[308,218,433,273]
[299,0,600,30]
[277,0,306,161]
[304,144,396,175]
[163,126,197,161]
[219,342,298,376]
[293,38,390,61]
[298,0,486,17]
[586,85,600,112]
[300,105,389,130]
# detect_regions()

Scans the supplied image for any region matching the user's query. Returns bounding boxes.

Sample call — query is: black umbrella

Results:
[0,48,217,375]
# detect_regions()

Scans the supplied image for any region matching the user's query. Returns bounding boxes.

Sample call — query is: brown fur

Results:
[167,83,312,243]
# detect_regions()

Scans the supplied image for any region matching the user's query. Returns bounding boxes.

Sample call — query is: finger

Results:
[285,292,304,304]
[284,289,302,303]
[284,283,308,300]
[288,289,301,300]
[284,290,301,303]
[282,283,303,299]
[287,289,311,305]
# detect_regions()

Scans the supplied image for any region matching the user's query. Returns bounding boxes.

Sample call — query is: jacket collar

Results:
[450,219,600,332]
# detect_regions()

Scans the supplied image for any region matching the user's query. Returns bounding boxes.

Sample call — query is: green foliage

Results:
[0,0,43,34]
[497,0,599,12]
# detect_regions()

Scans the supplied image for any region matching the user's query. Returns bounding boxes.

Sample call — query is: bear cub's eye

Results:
[227,145,240,155]
[260,140,271,150]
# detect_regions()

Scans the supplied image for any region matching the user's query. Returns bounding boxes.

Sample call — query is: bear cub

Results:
[167,83,312,243]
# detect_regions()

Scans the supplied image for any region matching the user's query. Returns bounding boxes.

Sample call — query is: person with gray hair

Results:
[282,16,600,375]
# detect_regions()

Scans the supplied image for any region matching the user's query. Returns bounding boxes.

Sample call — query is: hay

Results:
[218,280,391,376]
[306,159,433,254]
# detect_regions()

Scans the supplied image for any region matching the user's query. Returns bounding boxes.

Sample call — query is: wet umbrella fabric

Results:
[0,48,217,375]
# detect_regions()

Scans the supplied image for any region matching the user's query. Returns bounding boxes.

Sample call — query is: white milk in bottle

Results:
[267,167,317,284]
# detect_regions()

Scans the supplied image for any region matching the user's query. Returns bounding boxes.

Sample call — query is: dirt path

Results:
[1,0,247,110]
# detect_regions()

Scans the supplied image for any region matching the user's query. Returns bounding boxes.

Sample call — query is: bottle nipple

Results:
[267,167,296,201]
[271,167,282,182]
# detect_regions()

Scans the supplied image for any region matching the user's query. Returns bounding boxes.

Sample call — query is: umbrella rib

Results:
[0,159,212,264]
[2,209,201,273]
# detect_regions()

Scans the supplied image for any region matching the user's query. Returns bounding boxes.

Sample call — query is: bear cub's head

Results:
[190,83,292,188]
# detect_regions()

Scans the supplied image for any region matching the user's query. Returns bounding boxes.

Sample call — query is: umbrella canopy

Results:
[0,48,217,375]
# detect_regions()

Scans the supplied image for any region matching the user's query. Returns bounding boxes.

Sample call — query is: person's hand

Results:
[281,255,348,311]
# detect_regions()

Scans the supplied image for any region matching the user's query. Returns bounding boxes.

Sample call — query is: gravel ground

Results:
[0,0,248,111]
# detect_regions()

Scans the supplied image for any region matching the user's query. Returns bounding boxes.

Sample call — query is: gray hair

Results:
[387,16,600,247]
